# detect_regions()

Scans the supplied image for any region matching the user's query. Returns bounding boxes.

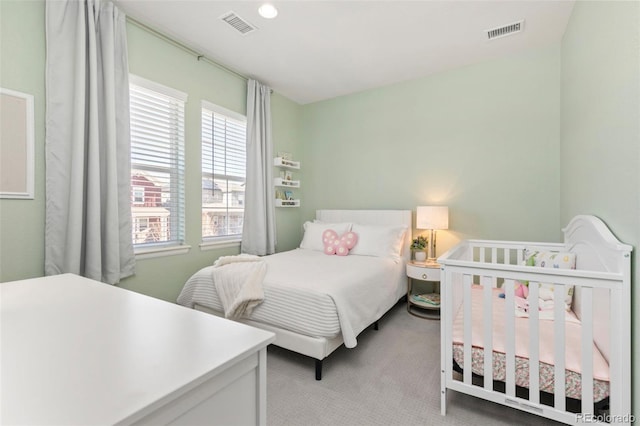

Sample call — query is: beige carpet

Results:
[266,301,562,426]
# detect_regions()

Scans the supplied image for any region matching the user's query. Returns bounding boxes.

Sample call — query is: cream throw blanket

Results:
[212,254,266,319]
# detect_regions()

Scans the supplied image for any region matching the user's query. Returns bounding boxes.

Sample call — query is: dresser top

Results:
[1,273,274,425]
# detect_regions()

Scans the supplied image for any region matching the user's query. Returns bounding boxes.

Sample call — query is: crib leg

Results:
[441,368,447,415]
[441,387,447,415]
[315,359,322,380]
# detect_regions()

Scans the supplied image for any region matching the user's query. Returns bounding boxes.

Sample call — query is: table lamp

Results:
[416,206,449,264]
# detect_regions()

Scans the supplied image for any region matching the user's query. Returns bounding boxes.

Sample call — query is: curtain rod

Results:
[126,16,249,83]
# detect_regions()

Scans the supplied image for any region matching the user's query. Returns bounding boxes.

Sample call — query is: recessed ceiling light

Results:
[258,3,278,19]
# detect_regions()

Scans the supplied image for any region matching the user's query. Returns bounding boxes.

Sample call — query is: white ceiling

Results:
[114,0,575,105]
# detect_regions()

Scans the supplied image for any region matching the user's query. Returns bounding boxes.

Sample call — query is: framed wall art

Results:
[0,88,35,199]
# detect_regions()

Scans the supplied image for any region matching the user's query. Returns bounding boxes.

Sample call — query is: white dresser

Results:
[1,273,275,425]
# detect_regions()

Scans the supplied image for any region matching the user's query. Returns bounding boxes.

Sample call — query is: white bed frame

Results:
[438,215,632,425]
[196,209,412,380]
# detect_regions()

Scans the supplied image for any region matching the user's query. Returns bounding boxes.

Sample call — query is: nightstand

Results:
[406,261,441,319]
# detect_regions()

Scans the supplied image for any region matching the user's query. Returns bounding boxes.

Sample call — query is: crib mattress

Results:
[452,286,609,402]
[177,249,403,341]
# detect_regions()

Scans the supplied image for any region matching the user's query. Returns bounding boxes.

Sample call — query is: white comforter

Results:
[178,249,404,348]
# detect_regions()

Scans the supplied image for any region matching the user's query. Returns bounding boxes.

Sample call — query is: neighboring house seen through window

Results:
[132,186,145,204]
[201,101,247,242]
[129,75,186,248]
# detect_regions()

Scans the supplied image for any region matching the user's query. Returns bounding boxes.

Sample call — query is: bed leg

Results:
[374,321,379,330]
[315,359,322,380]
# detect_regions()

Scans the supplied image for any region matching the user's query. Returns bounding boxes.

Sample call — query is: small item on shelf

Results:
[274,156,300,169]
[274,155,300,207]
[412,293,440,306]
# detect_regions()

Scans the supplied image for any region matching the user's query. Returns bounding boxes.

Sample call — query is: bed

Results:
[177,209,412,380]
[438,215,632,425]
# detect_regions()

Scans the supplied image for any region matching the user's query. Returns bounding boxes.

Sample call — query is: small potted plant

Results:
[411,235,428,262]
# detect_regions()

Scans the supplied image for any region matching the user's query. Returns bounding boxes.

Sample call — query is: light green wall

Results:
[0,1,304,301]
[560,0,640,415]
[0,0,46,282]
[301,45,562,254]
[271,93,304,251]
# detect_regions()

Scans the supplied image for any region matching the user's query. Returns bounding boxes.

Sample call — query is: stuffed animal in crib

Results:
[499,282,528,300]
[514,282,529,298]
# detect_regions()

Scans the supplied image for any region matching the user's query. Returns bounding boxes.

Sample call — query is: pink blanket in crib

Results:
[452,285,610,382]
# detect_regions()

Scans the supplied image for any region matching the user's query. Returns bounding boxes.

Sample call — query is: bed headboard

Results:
[316,210,413,263]
[563,214,633,273]
[562,215,632,364]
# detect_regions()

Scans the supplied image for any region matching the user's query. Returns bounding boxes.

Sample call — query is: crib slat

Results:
[608,285,623,420]
[491,248,498,287]
[503,248,509,265]
[581,287,594,415]
[504,279,516,397]
[553,284,566,412]
[463,274,473,386]
[481,277,493,390]
[528,282,540,404]
[480,275,498,288]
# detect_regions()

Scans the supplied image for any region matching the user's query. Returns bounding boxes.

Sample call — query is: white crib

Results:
[438,215,632,425]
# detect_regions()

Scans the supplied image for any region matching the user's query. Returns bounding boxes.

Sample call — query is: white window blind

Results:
[201,101,246,241]
[129,75,186,248]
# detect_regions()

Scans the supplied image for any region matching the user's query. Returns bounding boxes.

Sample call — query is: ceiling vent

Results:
[485,20,524,41]
[220,11,257,35]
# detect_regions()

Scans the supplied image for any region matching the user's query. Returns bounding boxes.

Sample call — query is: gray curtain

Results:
[241,80,276,255]
[45,0,135,284]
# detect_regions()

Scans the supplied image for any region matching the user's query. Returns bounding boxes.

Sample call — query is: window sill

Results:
[200,239,241,251]
[135,244,191,259]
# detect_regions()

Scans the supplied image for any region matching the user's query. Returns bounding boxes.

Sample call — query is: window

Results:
[201,101,246,241]
[132,186,145,204]
[129,75,186,248]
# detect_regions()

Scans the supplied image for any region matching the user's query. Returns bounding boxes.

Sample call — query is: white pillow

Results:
[299,221,352,251]
[349,224,407,259]
[523,248,576,311]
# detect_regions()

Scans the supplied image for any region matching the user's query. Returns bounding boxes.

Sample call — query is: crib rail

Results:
[439,236,631,426]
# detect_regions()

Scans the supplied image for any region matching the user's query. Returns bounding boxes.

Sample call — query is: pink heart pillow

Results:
[323,230,358,256]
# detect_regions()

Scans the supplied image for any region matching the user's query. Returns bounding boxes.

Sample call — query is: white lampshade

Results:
[416,206,449,230]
